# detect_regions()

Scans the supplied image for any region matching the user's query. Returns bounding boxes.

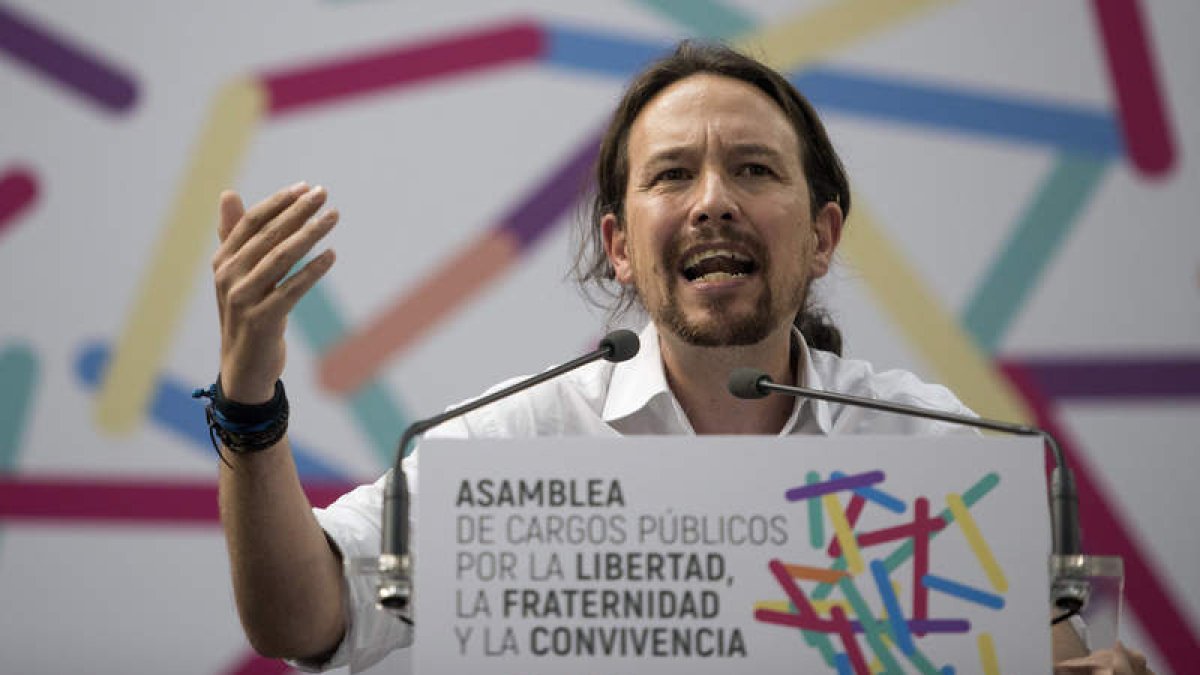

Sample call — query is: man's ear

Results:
[809,201,844,279]
[602,213,633,284]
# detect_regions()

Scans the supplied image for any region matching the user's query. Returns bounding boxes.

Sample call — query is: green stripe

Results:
[0,343,38,472]
[292,278,409,467]
[963,156,1109,352]
[839,577,903,673]
[633,0,755,39]
[807,470,826,549]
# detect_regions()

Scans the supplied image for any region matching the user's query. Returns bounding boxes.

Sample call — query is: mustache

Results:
[663,223,770,273]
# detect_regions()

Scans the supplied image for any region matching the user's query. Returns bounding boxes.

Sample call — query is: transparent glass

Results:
[1050,554,1124,653]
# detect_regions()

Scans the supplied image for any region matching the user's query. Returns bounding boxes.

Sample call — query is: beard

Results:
[637,225,809,347]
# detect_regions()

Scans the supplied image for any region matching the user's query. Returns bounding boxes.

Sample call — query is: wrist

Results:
[193,376,290,462]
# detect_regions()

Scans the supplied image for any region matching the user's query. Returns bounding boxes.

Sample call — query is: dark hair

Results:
[573,41,851,354]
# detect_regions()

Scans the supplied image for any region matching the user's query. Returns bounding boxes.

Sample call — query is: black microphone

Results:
[728,367,1083,613]
[376,329,640,614]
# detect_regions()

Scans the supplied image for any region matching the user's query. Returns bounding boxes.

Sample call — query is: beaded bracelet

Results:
[192,377,289,464]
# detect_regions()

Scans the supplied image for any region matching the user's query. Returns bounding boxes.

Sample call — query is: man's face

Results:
[603,74,841,347]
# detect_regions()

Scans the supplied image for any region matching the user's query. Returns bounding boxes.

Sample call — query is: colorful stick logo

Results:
[756,470,1006,674]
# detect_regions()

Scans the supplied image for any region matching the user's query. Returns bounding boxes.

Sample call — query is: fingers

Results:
[217,190,245,243]
[266,248,337,317]
[215,181,310,266]
[226,207,339,318]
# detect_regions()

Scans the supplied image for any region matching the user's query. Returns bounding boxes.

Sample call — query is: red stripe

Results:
[846,512,946,549]
[1002,363,1200,673]
[0,166,38,232]
[912,497,932,633]
[0,477,356,524]
[1089,0,1176,176]
[768,558,819,618]
[754,607,836,632]
[830,605,870,675]
[261,21,544,116]
[222,651,293,675]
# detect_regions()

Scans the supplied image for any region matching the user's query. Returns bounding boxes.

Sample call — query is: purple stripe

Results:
[0,4,137,112]
[1005,356,1200,399]
[499,128,601,248]
[846,618,969,634]
[785,470,884,502]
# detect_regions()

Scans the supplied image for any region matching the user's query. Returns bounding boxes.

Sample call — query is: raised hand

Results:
[211,183,338,403]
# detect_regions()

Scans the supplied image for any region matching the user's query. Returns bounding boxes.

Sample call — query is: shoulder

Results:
[809,349,976,434]
[819,350,968,411]
[431,359,615,438]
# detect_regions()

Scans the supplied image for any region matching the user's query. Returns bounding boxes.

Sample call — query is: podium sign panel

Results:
[415,436,1052,674]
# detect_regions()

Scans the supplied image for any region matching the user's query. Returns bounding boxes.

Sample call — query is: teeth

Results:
[694,271,739,282]
[682,248,750,269]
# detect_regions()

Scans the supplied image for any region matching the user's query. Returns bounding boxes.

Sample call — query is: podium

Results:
[407,435,1053,674]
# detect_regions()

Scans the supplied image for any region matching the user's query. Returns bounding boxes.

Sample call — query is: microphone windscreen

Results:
[728,367,771,399]
[599,329,640,362]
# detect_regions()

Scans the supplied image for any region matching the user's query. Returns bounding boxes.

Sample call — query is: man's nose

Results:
[691,169,738,224]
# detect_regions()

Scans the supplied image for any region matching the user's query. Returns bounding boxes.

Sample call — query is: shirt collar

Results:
[602,322,675,425]
[603,322,832,435]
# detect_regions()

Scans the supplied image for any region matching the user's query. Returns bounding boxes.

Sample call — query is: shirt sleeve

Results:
[287,471,412,673]
[290,417,471,672]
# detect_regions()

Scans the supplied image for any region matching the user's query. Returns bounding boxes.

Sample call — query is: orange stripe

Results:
[783,564,849,584]
[318,231,518,393]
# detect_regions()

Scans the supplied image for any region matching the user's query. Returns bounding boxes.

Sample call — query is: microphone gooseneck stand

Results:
[376,330,641,616]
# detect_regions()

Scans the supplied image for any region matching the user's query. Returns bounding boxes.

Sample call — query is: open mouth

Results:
[680,248,760,283]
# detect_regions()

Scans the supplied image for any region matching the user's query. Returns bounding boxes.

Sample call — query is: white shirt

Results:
[297,323,975,672]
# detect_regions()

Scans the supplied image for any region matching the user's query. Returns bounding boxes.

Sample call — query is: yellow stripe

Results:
[755,600,792,613]
[95,78,264,433]
[841,202,1033,421]
[823,493,864,575]
[978,632,1001,675]
[756,598,860,617]
[947,493,1008,593]
[734,0,954,71]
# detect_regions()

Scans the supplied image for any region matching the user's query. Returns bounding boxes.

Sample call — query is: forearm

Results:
[219,437,346,660]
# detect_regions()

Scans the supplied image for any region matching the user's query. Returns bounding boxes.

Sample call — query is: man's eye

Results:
[740,163,774,177]
[655,168,690,182]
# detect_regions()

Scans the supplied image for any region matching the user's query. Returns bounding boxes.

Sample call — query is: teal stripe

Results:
[900,640,942,675]
[963,156,1109,352]
[292,278,346,353]
[0,343,37,472]
[292,278,409,467]
[633,0,755,39]
[801,626,838,667]
[807,470,825,549]
[838,577,903,673]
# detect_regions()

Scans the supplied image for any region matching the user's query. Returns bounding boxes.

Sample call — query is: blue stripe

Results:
[921,573,1006,610]
[543,25,667,79]
[871,560,916,656]
[791,66,1122,158]
[76,342,349,482]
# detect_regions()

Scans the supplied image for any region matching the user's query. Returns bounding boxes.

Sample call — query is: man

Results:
[207,42,1151,673]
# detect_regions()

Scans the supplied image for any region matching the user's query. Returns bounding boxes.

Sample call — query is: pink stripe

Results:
[1002,363,1200,673]
[1089,0,1176,176]
[0,166,38,233]
[222,651,293,675]
[262,21,544,116]
[0,477,355,524]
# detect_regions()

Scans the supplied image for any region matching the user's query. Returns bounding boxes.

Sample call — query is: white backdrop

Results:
[0,1,1197,673]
